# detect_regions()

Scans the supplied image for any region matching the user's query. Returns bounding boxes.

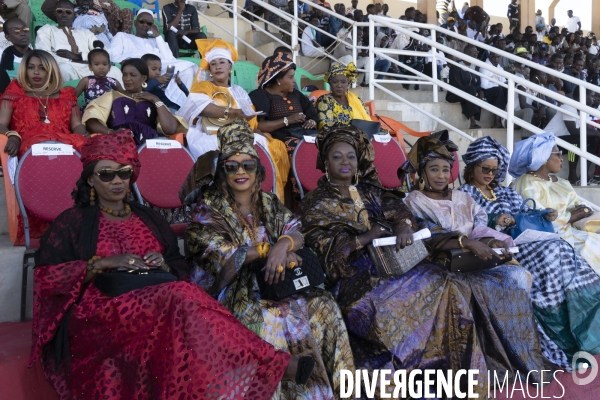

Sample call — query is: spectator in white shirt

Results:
[565,10,581,33]
[466,19,484,42]
[480,53,508,128]
[535,10,545,28]
[535,24,546,42]
[301,15,325,57]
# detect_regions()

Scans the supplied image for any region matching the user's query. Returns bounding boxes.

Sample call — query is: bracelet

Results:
[355,236,363,251]
[223,106,230,119]
[256,242,270,258]
[5,130,21,140]
[458,235,466,249]
[155,101,165,109]
[86,255,102,274]
[485,238,496,247]
[283,116,289,126]
[278,235,294,252]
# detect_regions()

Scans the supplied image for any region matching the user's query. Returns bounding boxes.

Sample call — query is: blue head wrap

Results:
[508,133,556,178]
[463,136,511,182]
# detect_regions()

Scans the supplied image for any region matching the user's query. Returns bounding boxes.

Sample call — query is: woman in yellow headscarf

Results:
[178,39,290,200]
[315,62,372,131]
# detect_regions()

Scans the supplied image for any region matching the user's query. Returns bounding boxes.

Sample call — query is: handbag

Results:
[253,247,326,301]
[285,126,318,140]
[93,269,178,297]
[367,240,429,277]
[350,119,381,140]
[436,248,512,273]
[573,212,600,233]
[506,198,555,239]
[201,91,233,134]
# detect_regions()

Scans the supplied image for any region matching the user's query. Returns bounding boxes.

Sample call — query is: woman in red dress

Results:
[30,132,314,400]
[0,49,89,244]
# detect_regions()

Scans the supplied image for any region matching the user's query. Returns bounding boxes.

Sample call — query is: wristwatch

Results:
[155,101,165,108]
[398,218,412,227]
[284,116,289,126]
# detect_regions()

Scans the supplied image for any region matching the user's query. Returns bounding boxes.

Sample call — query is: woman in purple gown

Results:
[82,58,187,144]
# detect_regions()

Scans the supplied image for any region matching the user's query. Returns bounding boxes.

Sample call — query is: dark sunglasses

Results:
[94,166,134,182]
[223,159,258,175]
[137,19,154,26]
[56,8,74,15]
[477,164,499,175]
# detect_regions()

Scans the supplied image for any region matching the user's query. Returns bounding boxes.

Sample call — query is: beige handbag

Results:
[201,91,233,134]
[573,212,600,233]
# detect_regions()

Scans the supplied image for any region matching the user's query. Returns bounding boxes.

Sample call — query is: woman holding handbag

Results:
[31,132,310,400]
[301,126,495,397]
[460,136,600,366]
[401,135,563,379]
[183,120,354,399]
[510,133,600,273]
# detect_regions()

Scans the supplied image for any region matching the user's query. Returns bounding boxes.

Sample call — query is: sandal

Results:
[295,356,316,385]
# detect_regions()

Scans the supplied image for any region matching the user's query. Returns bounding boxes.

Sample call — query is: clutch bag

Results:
[367,240,428,277]
[201,91,233,134]
[573,212,600,233]
[436,249,511,273]
[93,269,178,297]
[253,247,326,301]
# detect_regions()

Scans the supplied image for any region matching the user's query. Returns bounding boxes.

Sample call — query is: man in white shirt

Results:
[565,10,581,33]
[480,53,508,128]
[301,15,325,57]
[466,19,484,42]
[36,0,122,82]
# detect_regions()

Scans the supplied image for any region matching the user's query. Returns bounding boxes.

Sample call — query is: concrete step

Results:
[0,234,27,322]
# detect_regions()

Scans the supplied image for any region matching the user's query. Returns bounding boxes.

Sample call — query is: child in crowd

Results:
[75,46,123,110]
[141,53,189,112]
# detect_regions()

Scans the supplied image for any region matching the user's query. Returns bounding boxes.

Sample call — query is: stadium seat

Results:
[255,143,276,194]
[292,139,324,199]
[232,61,260,93]
[372,138,408,189]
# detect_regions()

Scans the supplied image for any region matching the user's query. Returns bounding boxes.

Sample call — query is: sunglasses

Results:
[56,8,74,15]
[551,150,563,156]
[137,20,154,26]
[94,166,134,182]
[223,159,258,175]
[9,27,29,34]
[477,164,499,175]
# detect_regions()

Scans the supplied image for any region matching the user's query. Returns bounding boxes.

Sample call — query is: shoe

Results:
[413,85,419,90]
[295,356,315,385]
[587,177,600,186]
[360,82,369,87]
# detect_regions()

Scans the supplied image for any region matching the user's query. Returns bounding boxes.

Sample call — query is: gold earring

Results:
[418,177,425,191]
[325,169,330,182]
[90,187,96,206]
[354,172,359,185]
[277,81,281,86]
[209,73,213,77]
[141,81,147,88]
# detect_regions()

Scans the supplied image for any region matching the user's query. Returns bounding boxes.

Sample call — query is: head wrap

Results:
[508,132,556,178]
[257,52,295,89]
[463,136,511,182]
[324,62,358,84]
[196,38,238,71]
[178,120,258,204]
[136,9,154,18]
[397,132,456,181]
[316,126,379,184]
[80,131,141,183]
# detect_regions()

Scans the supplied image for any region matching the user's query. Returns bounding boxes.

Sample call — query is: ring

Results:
[407,239,412,244]
[288,261,296,269]
[380,227,386,231]
[128,259,135,265]
[277,265,284,273]
[584,208,590,213]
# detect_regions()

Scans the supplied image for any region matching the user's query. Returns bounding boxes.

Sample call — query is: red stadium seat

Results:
[14,142,83,321]
[292,139,324,199]
[255,143,276,194]
[372,138,408,189]
[133,140,195,237]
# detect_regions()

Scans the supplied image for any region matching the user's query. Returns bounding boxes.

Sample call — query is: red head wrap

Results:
[80,131,141,183]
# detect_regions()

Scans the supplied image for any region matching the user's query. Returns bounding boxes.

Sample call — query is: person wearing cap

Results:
[178,40,290,200]
[31,131,312,400]
[532,43,549,65]
[510,132,600,271]
[565,10,581,33]
[513,46,531,79]
[35,0,123,83]
[109,9,198,89]
[535,23,546,42]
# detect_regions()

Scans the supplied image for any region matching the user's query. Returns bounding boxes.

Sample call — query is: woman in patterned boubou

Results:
[184,120,354,399]
[30,131,308,400]
[459,135,600,368]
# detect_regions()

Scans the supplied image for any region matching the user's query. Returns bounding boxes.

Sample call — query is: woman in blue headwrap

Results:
[510,133,600,274]
[460,136,600,366]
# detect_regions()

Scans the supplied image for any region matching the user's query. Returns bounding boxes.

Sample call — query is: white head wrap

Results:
[204,48,234,65]
[136,9,154,18]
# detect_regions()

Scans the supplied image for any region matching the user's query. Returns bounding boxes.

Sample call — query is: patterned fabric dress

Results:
[31,205,290,400]
[316,94,361,130]
[459,184,600,365]
[512,173,600,273]
[300,179,489,397]
[82,76,118,110]
[186,188,355,399]
[404,190,555,380]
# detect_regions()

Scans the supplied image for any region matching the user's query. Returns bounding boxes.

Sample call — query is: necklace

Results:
[476,185,497,201]
[528,171,552,182]
[233,205,259,245]
[329,181,352,187]
[99,203,131,217]
[32,93,51,124]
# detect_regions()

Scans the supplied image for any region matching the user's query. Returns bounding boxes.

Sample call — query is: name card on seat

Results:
[32,143,74,156]
[146,139,182,149]
[373,133,392,143]
[303,135,317,143]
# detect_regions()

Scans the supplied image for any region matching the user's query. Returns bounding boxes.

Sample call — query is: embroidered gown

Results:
[186,188,355,399]
[31,204,291,400]
[459,184,600,366]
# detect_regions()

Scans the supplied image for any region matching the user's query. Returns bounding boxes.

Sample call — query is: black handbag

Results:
[436,249,512,273]
[253,247,326,301]
[506,198,554,239]
[93,269,178,297]
[350,119,381,140]
[284,126,318,140]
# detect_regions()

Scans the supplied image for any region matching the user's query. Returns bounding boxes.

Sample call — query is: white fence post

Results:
[431,29,438,103]
[580,87,588,186]
[233,0,238,50]
[506,77,515,185]
[292,0,298,62]
[368,17,374,100]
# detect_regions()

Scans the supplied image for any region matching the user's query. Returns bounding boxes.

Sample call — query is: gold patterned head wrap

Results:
[179,120,258,204]
[257,52,296,88]
[324,62,358,84]
[196,38,238,71]
[397,132,457,182]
